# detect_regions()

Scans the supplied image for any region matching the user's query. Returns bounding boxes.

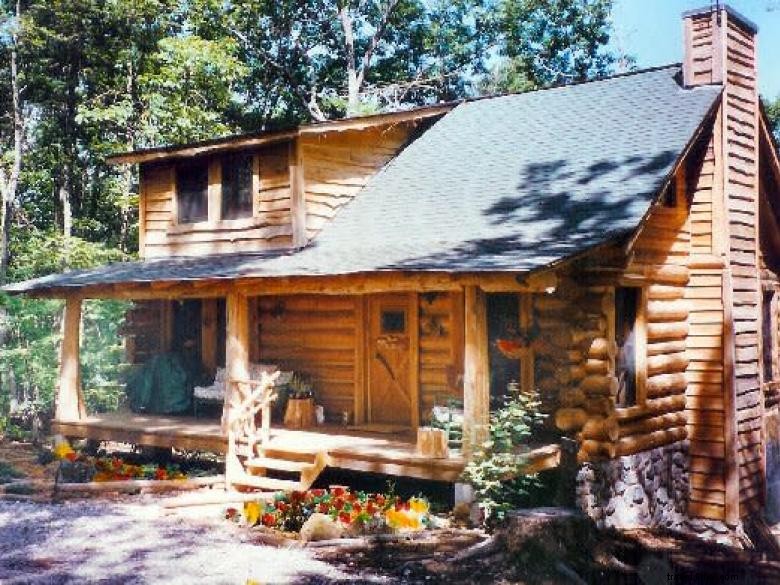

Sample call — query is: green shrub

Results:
[461,388,547,525]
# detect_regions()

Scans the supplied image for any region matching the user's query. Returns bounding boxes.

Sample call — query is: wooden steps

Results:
[246,456,311,473]
[232,473,303,492]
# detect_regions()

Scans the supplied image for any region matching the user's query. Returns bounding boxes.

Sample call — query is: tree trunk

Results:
[0,0,23,284]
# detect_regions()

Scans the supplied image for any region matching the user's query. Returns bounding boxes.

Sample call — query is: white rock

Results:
[300,513,343,542]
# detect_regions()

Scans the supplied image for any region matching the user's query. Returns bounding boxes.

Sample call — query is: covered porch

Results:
[44,269,561,487]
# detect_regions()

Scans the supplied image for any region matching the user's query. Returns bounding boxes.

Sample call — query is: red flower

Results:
[154,468,168,481]
[338,512,351,524]
[275,501,288,512]
[317,503,330,514]
[262,513,277,527]
[291,490,305,503]
[331,486,346,498]
[225,507,238,520]
[112,458,122,469]
[64,452,78,462]
[375,495,386,506]
[333,498,345,511]
[366,502,376,515]
[311,489,326,497]
[352,502,362,514]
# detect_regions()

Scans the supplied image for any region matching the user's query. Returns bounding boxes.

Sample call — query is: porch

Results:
[53,411,467,482]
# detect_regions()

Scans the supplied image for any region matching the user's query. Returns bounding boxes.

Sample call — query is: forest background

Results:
[0,0,777,432]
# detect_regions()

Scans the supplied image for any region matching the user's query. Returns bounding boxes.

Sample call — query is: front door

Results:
[367,294,414,426]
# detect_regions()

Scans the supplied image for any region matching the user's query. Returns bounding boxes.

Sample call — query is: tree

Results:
[489,0,617,91]
[189,0,491,124]
[0,0,24,283]
[767,96,780,145]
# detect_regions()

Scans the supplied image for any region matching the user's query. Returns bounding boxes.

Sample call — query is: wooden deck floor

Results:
[53,412,466,482]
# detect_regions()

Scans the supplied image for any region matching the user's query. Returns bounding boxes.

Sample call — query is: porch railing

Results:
[224,372,279,487]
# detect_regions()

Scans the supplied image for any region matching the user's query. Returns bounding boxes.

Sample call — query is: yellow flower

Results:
[53,441,75,460]
[243,501,261,526]
[409,498,429,514]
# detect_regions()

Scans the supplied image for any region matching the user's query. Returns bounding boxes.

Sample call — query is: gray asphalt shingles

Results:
[6,65,722,294]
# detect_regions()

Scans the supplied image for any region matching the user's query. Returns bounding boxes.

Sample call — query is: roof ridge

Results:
[460,63,688,106]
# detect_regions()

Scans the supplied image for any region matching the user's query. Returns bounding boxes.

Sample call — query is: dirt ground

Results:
[3,440,780,584]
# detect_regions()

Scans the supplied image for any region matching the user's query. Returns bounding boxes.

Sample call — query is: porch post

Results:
[462,286,489,458]
[56,296,85,421]
[222,291,250,431]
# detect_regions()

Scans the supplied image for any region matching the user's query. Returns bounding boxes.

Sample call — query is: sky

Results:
[611,0,780,99]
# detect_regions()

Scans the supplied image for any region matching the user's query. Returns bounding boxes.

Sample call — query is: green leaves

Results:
[139,35,247,144]
[461,390,547,524]
[766,95,780,145]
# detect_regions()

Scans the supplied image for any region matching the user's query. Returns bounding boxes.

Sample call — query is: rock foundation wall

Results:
[575,440,747,546]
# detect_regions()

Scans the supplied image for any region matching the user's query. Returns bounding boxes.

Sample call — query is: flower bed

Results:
[53,442,186,483]
[229,486,431,538]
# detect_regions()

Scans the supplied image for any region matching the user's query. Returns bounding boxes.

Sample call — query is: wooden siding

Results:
[255,292,462,426]
[301,125,415,241]
[140,143,294,258]
[721,13,764,517]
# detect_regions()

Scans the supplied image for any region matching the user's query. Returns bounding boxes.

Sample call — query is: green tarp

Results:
[126,353,196,415]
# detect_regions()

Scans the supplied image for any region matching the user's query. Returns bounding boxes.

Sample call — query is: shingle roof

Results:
[6,65,722,295]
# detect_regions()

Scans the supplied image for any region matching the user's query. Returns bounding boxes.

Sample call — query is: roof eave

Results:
[106,105,456,166]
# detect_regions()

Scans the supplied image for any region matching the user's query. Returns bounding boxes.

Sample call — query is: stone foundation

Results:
[576,440,690,532]
[575,440,747,547]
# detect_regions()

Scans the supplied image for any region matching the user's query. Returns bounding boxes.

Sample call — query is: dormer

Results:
[109,107,452,259]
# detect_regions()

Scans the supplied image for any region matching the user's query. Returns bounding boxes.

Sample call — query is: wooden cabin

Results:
[7,4,780,534]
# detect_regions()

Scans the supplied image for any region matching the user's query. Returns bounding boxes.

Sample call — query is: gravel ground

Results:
[0,499,369,585]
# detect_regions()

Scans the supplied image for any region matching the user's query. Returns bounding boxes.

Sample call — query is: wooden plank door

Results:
[367,293,417,426]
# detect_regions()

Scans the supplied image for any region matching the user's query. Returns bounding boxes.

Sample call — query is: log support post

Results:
[223,291,250,486]
[463,286,489,458]
[56,296,85,422]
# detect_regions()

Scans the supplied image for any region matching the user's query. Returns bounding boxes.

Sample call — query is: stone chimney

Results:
[682,5,762,524]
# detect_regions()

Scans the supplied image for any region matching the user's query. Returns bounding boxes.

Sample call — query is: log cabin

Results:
[6,4,780,535]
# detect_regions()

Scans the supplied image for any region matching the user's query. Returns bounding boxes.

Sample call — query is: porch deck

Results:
[53,412,467,482]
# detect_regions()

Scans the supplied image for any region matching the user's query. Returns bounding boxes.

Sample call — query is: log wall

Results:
[256,295,358,419]
[255,292,462,425]
[122,300,170,364]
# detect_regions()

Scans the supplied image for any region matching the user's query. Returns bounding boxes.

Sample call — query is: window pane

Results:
[381,310,406,333]
[616,287,639,407]
[176,162,208,223]
[763,291,775,382]
[487,293,521,408]
[222,154,254,220]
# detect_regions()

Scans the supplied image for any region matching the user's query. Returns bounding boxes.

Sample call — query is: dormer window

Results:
[176,161,209,223]
[221,153,254,220]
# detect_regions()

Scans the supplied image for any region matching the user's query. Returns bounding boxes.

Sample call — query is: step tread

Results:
[233,475,302,492]
[245,457,309,473]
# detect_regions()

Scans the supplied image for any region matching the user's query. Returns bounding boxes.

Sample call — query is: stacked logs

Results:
[533,283,620,462]
[535,267,689,464]
[616,279,689,456]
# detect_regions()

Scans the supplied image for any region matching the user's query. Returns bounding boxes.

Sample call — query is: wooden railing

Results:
[224,372,279,488]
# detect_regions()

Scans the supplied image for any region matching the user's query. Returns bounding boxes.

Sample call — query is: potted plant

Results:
[283,373,316,428]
